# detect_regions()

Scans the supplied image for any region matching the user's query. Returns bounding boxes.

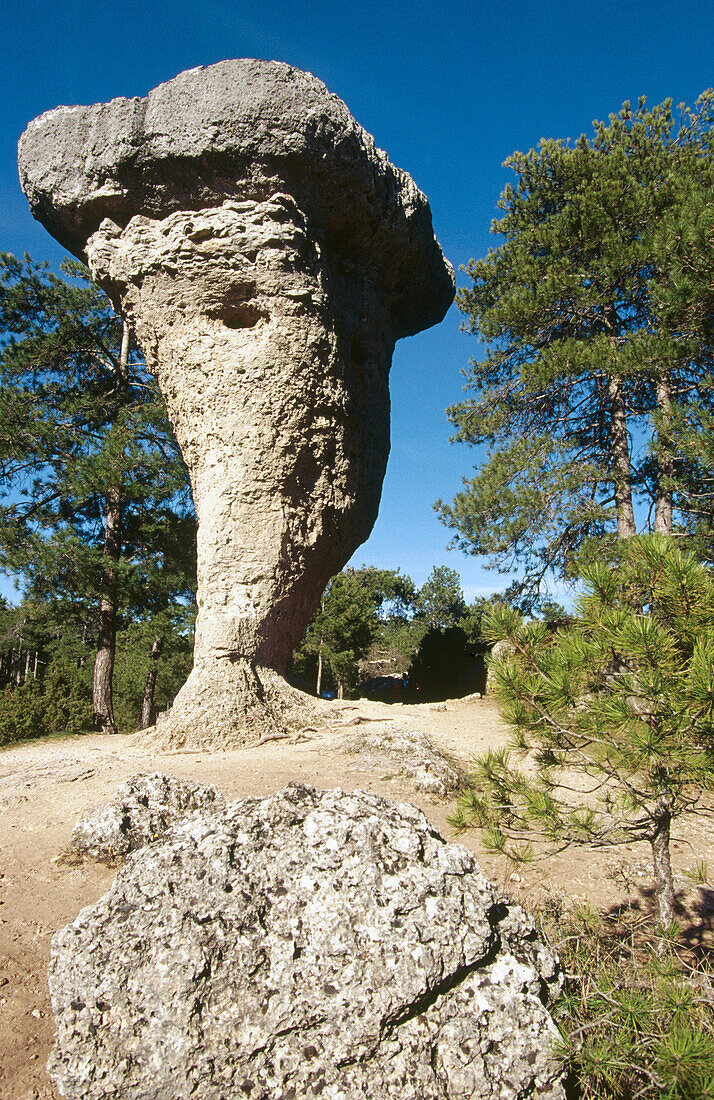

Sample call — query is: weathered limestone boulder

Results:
[48,784,564,1099]
[485,640,517,695]
[18,61,454,746]
[68,772,224,863]
[338,726,462,798]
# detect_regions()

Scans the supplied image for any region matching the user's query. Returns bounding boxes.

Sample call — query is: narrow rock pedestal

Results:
[18,61,454,746]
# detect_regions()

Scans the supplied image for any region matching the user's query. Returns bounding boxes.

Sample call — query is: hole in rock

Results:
[350,333,368,365]
[217,303,267,329]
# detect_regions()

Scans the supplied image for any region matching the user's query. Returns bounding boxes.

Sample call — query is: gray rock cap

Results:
[18,59,454,338]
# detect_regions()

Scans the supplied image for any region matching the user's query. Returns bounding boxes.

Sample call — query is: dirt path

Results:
[2,696,713,1099]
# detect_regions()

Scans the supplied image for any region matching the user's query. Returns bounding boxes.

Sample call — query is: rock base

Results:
[138,661,321,749]
[339,727,462,798]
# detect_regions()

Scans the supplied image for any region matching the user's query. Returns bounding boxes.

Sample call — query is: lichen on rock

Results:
[18,61,455,747]
[48,784,564,1099]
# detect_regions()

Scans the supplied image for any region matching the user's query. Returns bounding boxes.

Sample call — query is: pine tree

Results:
[416,565,466,628]
[440,94,714,609]
[0,254,195,732]
[450,535,714,928]
[650,165,714,563]
[294,567,416,698]
[0,593,195,741]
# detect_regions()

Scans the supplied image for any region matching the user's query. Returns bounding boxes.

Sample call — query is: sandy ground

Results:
[2,694,713,1100]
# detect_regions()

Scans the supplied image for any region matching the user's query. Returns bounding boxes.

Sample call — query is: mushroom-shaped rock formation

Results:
[18,61,455,746]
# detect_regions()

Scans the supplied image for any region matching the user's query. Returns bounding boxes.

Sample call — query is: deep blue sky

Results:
[2,0,714,602]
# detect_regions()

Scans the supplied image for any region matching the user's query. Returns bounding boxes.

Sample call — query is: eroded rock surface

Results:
[486,640,517,695]
[48,784,564,1099]
[338,726,462,797]
[68,772,224,863]
[18,61,454,746]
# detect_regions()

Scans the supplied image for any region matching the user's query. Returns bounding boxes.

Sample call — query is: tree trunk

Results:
[92,322,130,735]
[92,485,121,734]
[141,633,163,728]
[118,319,131,379]
[651,804,675,928]
[654,374,674,535]
[315,642,323,698]
[608,375,637,539]
[337,677,345,700]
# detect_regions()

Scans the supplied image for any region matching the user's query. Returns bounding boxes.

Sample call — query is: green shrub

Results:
[39,663,92,733]
[0,679,46,744]
[0,662,92,745]
[539,900,714,1099]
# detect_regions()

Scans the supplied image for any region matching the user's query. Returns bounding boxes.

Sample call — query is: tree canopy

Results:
[292,566,417,697]
[439,93,714,608]
[0,254,196,731]
[415,564,466,628]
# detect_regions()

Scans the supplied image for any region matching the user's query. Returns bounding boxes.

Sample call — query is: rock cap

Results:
[18,59,454,337]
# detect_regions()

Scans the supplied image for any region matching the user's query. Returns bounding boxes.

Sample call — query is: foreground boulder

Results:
[68,773,224,863]
[48,785,564,1099]
[18,61,455,747]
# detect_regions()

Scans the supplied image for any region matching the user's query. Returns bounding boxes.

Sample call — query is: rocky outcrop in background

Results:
[18,61,454,746]
[338,726,462,798]
[49,783,564,1099]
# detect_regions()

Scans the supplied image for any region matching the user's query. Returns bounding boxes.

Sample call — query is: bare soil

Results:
[2,695,713,1100]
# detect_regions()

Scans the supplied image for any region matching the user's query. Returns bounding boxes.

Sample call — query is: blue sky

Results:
[2,0,714,604]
